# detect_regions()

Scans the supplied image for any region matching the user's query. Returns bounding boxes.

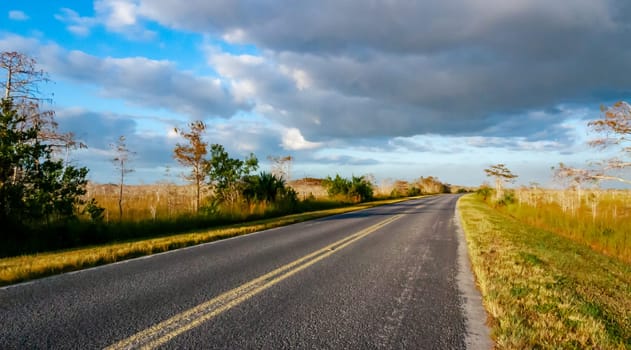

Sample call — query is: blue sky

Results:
[1,1,629,187]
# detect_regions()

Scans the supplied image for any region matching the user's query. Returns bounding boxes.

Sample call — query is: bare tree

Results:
[268,155,293,181]
[587,101,631,185]
[111,135,135,221]
[552,163,598,200]
[1,51,82,155]
[1,51,47,100]
[484,164,518,201]
[173,121,208,213]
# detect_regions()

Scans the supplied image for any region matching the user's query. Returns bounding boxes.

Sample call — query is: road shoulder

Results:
[454,201,493,349]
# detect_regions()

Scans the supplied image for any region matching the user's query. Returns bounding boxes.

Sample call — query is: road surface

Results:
[0,195,490,349]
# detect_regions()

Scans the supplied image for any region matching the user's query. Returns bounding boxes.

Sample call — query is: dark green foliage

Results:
[322,174,374,202]
[84,198,105,222]
[322,174,350,197]
[242,172,298,207]
[407,186,422,196]
[349,175,374,202]
[207,144,258,204]
[0,98,90,244]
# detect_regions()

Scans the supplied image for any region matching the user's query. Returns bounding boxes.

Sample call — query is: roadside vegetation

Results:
[458,194,631,348]
[0,197,411,286]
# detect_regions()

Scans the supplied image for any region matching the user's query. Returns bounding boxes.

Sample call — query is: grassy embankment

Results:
[0,197,412,287]
[458,194,631,348]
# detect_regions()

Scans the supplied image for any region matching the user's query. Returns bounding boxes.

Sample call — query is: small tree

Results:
[484,164,518,201]
[111,135,135,221]
[322,174,351,198]
[476,183,492,201]
[322,174,373,203]
[207,144,258,206]
[349,175,374,202]
[242,172,295,204]
[173,121,208,213]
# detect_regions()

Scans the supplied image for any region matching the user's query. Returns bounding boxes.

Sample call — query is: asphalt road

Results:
[0,195,491,349]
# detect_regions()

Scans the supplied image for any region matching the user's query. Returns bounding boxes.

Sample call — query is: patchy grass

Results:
[0,197,414,287]
[458,194,631,349]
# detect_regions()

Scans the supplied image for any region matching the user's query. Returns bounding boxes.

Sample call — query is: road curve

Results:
[0,195,491,349]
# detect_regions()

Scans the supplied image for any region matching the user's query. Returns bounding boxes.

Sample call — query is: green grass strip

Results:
[0,197,413,287]
[458,194,631,349]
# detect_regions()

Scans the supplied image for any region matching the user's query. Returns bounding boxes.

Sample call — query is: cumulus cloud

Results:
[94,0,156,40]
[55,8,96,37]
[281,128,322,151]
[0,34,247,119]
[55,1,155,40]
[132,0,631,143]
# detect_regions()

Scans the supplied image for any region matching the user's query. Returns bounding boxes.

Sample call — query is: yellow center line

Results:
[104,214,402,350]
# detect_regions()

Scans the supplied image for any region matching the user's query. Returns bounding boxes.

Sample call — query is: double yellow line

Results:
[106,214,403,350]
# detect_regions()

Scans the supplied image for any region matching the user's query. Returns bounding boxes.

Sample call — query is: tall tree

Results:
[1,51,46,100]
[0,51,78,153]
[0,99,88,227]
[1,52,89,229]
[173,121,208,213]
[111,135,135,221]
[484,164,518,201]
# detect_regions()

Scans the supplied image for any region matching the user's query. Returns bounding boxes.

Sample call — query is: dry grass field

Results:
[86,182,199,222]
[505,188,631,263]
[86,179,334,223]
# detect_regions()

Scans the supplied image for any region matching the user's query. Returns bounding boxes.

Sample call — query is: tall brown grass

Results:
[85,178,401,223]
[496,188,631,263]
[86,182,200,222]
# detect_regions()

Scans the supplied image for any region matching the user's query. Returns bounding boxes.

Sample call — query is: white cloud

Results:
[95,0,138,28]
[280,65,312,91]
[222,28,247,43]
[281,128,322,150]
[1,35,246,119]
[54,8,96,37]
[8,10,29,21]
[127,0,631,143]
[54,1,155,40]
